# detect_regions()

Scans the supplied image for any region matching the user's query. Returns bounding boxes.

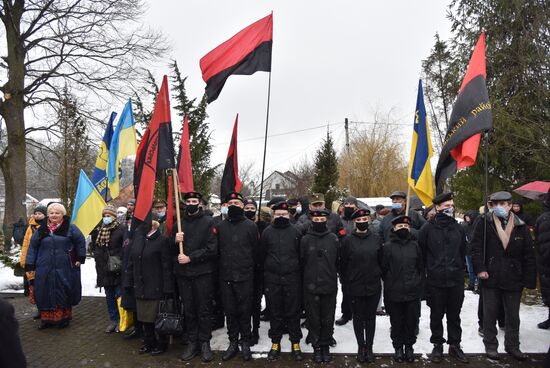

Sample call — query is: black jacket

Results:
[471,213,536,292]
[261,222,302,285]
[382,232,423,302]
[0,300,26,368]
[340,230,382,296]
[300,229,339,295]
[378,209,426,243]
[418,214,466,288]
[216,215,260,282]
[125,229,174,299]
[535,198,550,302]
[91,223,125,288]
[172,210,218,278]
[297,211,345,237]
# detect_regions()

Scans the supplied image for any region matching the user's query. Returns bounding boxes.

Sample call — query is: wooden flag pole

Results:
[172,168,184,255]
[405,185,411,216]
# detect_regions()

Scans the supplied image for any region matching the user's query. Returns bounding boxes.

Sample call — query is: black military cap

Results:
[267,196,286,207]
[489,191,513,202]
[310,209,329,218]
[243,198,257,208]
[224,191,244,203]
[389,191,407,199]
[432,192,454,205]
[287,198,298,206]
[183,191,203,200]
[391,215,411,226]
[272,201,289,211]
[351,208,371,220]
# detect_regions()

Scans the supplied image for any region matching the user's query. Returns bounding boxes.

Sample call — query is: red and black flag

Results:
[200,13,273,103]
[435,32,493,193]
[220,115,242,200]
[177,115,194,193]
[133,75,176,222]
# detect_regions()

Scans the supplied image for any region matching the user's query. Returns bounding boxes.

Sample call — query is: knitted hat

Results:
[102,204,117,217]
[34,206,47,217]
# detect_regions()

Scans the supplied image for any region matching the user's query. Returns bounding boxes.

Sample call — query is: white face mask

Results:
[221,207,228,216]
[295,206,302,214]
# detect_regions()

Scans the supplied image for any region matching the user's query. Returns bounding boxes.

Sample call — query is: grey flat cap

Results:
[489,191,512,202]
[389,191,407,199]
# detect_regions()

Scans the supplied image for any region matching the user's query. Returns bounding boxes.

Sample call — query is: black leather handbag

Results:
[154,298,184,336]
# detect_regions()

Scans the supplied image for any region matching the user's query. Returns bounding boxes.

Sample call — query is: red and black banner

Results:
[133,75,175,222]
[177,115,194,193]
[200,14,273,103]
[220,115,242,200]
[435,32,493,193]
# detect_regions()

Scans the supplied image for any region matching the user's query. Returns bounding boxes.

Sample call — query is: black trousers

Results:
[340,279,352,319]
[427,284,464,345]
[252,272,263,335]
[304,292,336,347]
[177,273,214,343]
[478,286,505,328]
[142,322,159,349]
[482,287,521,351]
[220,279,253,342]
[385,299,419,348]
[351,291,380,348]
[211,271,225,330]
[265,281,303,343]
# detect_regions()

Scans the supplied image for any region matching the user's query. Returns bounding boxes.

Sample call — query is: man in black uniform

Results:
[216,191,260,361]
[174,192,218,362]
[297,193,345,237]
[378,191,426,242]
[261,201,304,361]
[301,209,339,363]
[418,192,468,363]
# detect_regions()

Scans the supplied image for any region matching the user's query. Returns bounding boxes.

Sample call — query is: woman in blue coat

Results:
[25,203,86,329]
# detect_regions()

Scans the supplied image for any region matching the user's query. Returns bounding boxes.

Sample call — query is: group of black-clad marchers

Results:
[20,187,544,365]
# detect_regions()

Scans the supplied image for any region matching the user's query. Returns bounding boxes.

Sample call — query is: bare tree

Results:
[0,0,168,245]
[288,157,315,198]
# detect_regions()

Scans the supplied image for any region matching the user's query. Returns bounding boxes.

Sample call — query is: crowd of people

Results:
[16,187,550,364]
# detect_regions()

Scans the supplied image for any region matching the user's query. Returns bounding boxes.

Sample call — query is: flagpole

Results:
[483,132,489,264]
[172,169,184,255]
[257,55,273,216]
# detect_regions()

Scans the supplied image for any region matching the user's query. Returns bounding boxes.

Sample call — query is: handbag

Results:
[154,298,184,336]
[107,248,122,273]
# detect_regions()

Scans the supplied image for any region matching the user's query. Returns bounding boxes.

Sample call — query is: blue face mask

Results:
[221,207,228,216]
[157,211,166,219]
[102,216,113,225]
[391,202,402,211]
[493,206,509,218]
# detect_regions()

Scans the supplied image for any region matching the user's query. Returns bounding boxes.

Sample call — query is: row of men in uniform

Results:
[127,188,536,364]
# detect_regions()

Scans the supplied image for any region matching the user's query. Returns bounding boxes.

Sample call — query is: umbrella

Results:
[513,181,550,201]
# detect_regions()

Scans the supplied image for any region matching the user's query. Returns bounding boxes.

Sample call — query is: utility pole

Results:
[345,118,351,193]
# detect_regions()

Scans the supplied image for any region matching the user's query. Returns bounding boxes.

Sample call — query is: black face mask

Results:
[273,216,290,227]
[244,210,256,220]
[312,221,327,233]
[395,228,409,239]
[228,205,244,219]
[355,222,369,231]
[288,208,297,215]
[344,207,355,219]
[186,204,199,215]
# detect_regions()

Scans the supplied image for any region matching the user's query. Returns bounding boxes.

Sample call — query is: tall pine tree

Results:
[312,130,341,207]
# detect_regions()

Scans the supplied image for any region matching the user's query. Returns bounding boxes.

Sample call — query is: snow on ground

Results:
[3,258,549,353]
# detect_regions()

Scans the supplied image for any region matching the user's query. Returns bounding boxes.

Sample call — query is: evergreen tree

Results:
[170,61,217,196]
[312,130,341,206]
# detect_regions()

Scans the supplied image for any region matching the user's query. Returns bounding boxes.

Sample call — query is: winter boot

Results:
[505,347,526,361]
[313,346,323,363]
[430,343,443,363]
[364,345,375,363]
[321,345,332,363]
[241,340,252,361]
[393,346,404,363]
[538,319,550,329]
[356,345,366,363]
[222,340,239,361]
[200,341,214,363]
[291,342,303,361]
[267,342,281,361]
[449,344,469,363]
[180,342,198,361]
[404,345,414,363]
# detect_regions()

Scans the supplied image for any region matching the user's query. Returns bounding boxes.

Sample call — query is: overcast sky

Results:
[143,1,453,176]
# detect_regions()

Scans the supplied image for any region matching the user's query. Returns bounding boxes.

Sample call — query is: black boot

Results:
[313,346,323,363]
[335,315,350,326]
[267,342,281,361]
[291,342,303,361]
[222,340,239,361]
[321,345,332,363]
[180,342,198,361]
[393,346,404,363]
[505,347,526,361]
[330,337,337,347]
[241,341,252,361]
[200,341,214,363]
[356,345,366,363]
[404,345,414,363]
[449,344,469,363]
[364,345,375,363]
[430,343,443,363]
[538,319,550,329]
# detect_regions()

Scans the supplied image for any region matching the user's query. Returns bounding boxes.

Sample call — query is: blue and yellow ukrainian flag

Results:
[91,112,117,198]
[107,99,137,199]
[71,170,106,237]
[408,80,435,206]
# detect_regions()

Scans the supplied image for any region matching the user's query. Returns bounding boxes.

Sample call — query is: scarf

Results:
[97,220,119,247]
[492,213,515,250]
[47,221,62,234]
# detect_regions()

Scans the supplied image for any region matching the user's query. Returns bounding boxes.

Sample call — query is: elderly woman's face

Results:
[48,209,64,223]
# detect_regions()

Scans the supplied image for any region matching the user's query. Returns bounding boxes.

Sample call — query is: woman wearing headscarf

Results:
[25,203,86,329]
[91,204,125,333]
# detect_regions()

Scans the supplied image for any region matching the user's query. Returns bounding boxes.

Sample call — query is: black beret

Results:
[432,192,454,205]
[272,201,289,211]
[224,191,244,203]
[391,215,411,226]
[287,198,299,206]
[267,196,286,207]
[183,191,203,200]
[243,198,257,208]
[489,191,512,202]
[351,208,371,220]
[310,209,329,217]
[389,191,407,199]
